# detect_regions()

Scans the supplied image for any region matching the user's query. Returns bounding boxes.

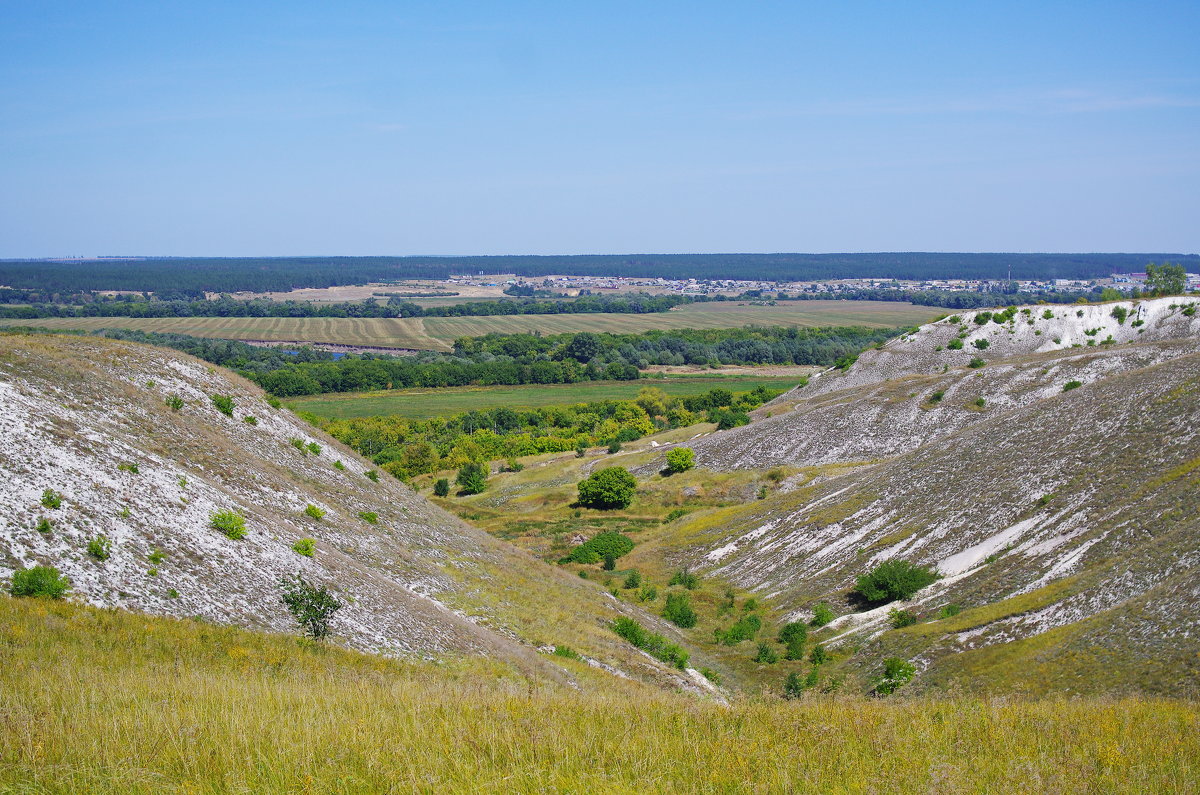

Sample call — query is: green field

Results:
[0,300,941,351]
[288,374,804,419]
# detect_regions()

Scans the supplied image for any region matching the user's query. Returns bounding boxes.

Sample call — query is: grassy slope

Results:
[2,596,1196,794]
[0,300,941,351]
[287,375,805,419]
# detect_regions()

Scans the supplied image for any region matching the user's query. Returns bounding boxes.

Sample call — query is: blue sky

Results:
[2,1,1197,256]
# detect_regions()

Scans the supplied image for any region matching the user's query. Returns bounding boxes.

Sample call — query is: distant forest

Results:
[2,253,1194,294]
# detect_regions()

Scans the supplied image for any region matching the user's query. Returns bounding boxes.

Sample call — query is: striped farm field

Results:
[287,374,806,419]
[0,300,942,351]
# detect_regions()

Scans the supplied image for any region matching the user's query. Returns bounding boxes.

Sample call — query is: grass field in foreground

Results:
[288,374,805,419]
[2,596,1196,794]
[0,300,942,351]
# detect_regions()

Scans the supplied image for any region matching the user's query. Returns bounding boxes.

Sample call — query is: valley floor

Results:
[1,597,1197,794]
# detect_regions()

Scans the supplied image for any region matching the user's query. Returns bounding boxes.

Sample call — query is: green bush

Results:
[211,394,235,416]
[364,469,379,482]
[552,645,580,660]
[888,608,919,628]
[289,438,308,454]
[972,338,989,350]
[665,447,696,474]
[783,671,806,699]
[717,613,761,645]
[358,511,378,524]
[165,394,185,411]
[266,396,282,409]
[973,311,992,325]
[35,517,52,534]
[332,460,346,470]
[938,603,961,619]
[854,560,940,604]
[303,504,326,520]
[433,478,450,497]
[279,574,341,640]
[306,442,321,456]
[946,338,964,350]
[700,667,722,685]
[663,591,698,628]
[456,461,488,494]
[9,565,71,599]
[86,535,112,561]
[610,617,689,669]
[40,489,62,509]
[710,408,750,430]
[607,440,622,454]
[602,554,617,571]
[873,657,916,695]
[668,568,700,590]
[292,538,317,557]
[754,642,778,664]
[210,509,247,540]
[243,415,258,426]
[810,602,835,627]
[968,357,985,368]
[778,621,807,646]
[637,585,658,602]
[1063,380,1082,392]
[974,397,986,408]
[1042,309,1055,320]
[577,466,636,509]
[1111,306,1128,324]
[148,549,165,564]
[623,570,642,589]
[809,644,829,665]
[117,462,139,474]
[562,531,634,564]
[662,508,690,524]
[928,390,944,403]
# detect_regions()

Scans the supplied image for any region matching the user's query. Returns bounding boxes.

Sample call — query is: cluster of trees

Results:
[310,386,778,481]
[4,253,1191,293]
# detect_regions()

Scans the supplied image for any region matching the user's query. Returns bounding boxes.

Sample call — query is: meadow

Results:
[0,300,942,351]
[287,374,805,419]
[2,596,1197,794]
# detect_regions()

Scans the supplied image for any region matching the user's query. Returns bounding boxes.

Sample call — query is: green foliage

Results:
[938,604,961,619]
[456,461,489,495]
[710,407,751,430]
[148,549,165,564]
[117,462,139,474]
[1146,262,1186,296]
[717,613,761,645]
[164,393,185,411]
[266,396,282,409]
[289,438,308,454]
[357,511,378,524]
[810,603,835,627]
[928,390,944,403]
[888,608,919,628]
[1036,493,1055,506]
[303,504,326,521]
[166,588,180,599]
[1042,309,1055,319]
[782,671,806,699]
[364,469,379,482]
[1111,305,1128,324]
[972,338,989,350]
[754,643,778,664]
[40,489,62,509]
[333,460,346,471]
[809,644,829,665]
[665,447,696,474]
[211,394,235,416]
[306,442,321,456]
[778,621,807,646]
[854,560,940,604]
[606,440,622,454]
[968,357,986,369]
[663,591,698,628]
[873,657,916,695]
[433,478,450,497]
[974,397,986,408]
[243,415,258,426]
[577,466,636,509]
[292,538,317,557]
[35,517,51,534]
[637,585,658,602]
[504,458,524,472]
[551,645,580,660]
[279,574,342,640]
[662,508,690,524]
[668,568,700,590]
[946,338,964,350]
[602,554,616,571]
[622,570,642,589]
[700,667,722,685]
[9,565,71,599]
[210,509,247,540]
[562,531,634,564]
[1063,380,1082,392]
[973,311,992,325]
[610,617,689,669]
[86,535,112,561]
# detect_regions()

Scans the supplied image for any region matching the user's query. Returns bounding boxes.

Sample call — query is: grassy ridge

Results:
[287,375,805,419]
[2,597,1197,793]
[0,300,942,351]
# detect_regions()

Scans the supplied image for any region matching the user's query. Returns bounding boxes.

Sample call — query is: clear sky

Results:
[1,1,1197,257]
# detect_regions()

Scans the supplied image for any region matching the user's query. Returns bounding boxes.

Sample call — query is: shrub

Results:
[1111,306,1128,324]
[637,585,658,602]
[333,460,346,471]
[552,645,580,660]
[888,608,919,628]
[433,478,450,497]
[973,311,992,324]
[211,394,234,416]
[364,469,379,482]
[938,603,961,619]
[86,535,112,561]
[35,517,51,534]
[623,570,642,589]
[243,415,258,426]
[809,644,829,665]
[117,462,139,474]
[663,591,698,628]
[611,617,689,669]
[358,511,378,524]
[974,397,986,408]
[40,489,62,509]
[810,602,835,627]
[968,357,986,368]
[289,438,308,454]
[577,466,636,509]
[1036,493,1055,506]
[167,588,180,599]
[873,657,916,695]
[165,393,185,411]
[607,440,622,454]
[710,408,750,430]
[266,396,282,409]
[717,613,761,645]
[1063,380,1082,392]
[946,338,964,350]
[575,443,587,458]
[742,598,758,612]
[928,390,944,404]
[148,549,165,564]
[562,531,634,564]
[292,538,317,557]
[662,508,690,524]
[504,458,525,472]
[700,667,722,685]
[754,642,778,664]
[210,509,247,540]
[972,338,989,350]
[778,621,807,646]
[303,504,326,521]
[668,568,700,590]
[279,574,341,640]
[306,442,321,456]
[854,560,940,604]
[1042,309,1055,320]
[783,671,806,699]
[456,461,488,494]
[9,565,71,599]
[665,447,696,474]
[602,554,616,571]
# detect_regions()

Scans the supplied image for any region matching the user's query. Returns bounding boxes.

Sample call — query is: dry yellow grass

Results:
[2,595,1197,793]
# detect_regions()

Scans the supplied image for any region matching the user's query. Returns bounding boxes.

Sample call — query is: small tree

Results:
[810,602,835,627]
[456,462,488,495]
[854,560,940,605]
[577,466,637,509]
[809,644,829,665]
[665,447,695,474]
[754,642,778,664]
[783,671,805,699]
[623,570,642,589]
[279,574,341,640]
[663,591,698,628]
[9,565,70,599]
[433,478,450,497]
[873,657,916,695]
[1146,262,1186,296]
